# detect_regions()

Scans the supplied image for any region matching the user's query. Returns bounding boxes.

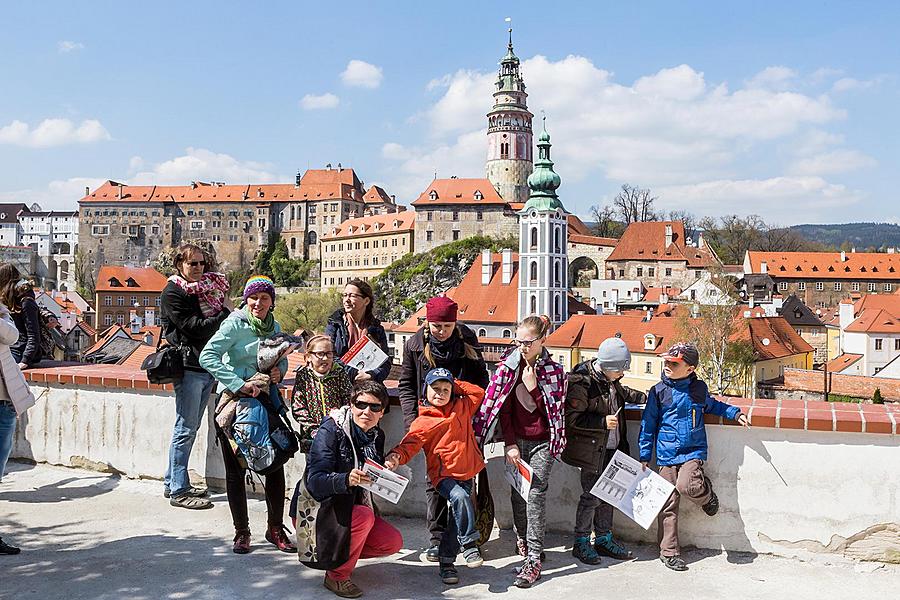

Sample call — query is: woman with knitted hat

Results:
[397,294,489,562]
[200,275,296,554]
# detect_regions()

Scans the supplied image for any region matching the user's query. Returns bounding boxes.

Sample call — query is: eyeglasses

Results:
[514,336,542,348]
[342,293,365,300]
[187,261,206,267]
[309,351,334,359]
[352,400,384,413]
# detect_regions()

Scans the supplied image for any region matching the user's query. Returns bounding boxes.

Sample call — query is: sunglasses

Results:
[352,400,384,413]
[309,351,335,359]
[186,261,206,267]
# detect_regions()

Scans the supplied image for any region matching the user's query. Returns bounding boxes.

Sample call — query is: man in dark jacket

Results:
[158,246,230,509]
[563,337,646,565]
[397,296,489,561]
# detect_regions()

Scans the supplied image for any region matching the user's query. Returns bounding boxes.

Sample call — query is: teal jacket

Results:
[199,308,289,396]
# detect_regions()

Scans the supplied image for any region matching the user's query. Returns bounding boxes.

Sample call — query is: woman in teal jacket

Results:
[200,275,295,555]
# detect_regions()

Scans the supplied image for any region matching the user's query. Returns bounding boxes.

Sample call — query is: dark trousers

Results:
[657,459,712,557]
[574,449,616,537]
[426,481,448,546]
[218,431,285,534]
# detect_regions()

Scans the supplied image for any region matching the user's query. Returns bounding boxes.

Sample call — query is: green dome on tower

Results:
[521,119,564,213]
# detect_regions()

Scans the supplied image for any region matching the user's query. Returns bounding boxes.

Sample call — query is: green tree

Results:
[274,289,342,334]
[872,388,884,405]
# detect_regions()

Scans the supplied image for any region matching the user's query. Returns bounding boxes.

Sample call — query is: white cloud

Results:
[0,118,111,148]
[0,176,107,211]
[745,66,798,90]
[300,93,340,110]
[832,76,883,93]
[657,176,863,224]
[788,149,877,176]
[57,40,84,53]
[129,147,280,185]
[340,60,384,89]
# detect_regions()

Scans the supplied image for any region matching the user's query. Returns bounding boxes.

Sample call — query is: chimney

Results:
[129,310,141,335]
[697,232,704,249]
[664,223,673,247]
[840,250,847,262]
[839,301,855,332]
[390,194,396,203]
[760,261,768,274]
[481,249,491,285]
[660,291,669,304]
[888,247,896,254]
[501,249,513,285]
[295,171,302,187]
[143,332,153,345]
[326,163,332,170]
[144,307,155,327]
[338,162,343,172]
[84,186,90,196]
[851,247,856,253]
[117,184,123,200]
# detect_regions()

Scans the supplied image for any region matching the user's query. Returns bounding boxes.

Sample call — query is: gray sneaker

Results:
[461,545,483,567]
[170,494,213,510]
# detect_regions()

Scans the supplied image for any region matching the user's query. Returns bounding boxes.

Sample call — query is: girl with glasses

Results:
[473,314,567,588]
[293,381,403,598]
[325,279,391,384]
[291,335,353,452]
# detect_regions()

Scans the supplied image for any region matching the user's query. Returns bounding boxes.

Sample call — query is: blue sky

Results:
[1,1,897,225]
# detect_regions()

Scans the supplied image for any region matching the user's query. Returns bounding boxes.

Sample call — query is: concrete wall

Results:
[12,380,900,563]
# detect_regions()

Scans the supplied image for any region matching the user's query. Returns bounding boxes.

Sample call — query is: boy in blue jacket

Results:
[638,342,750,571]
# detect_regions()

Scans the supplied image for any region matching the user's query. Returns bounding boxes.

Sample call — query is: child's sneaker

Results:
[513,557,542,588]
[594,532,631,560]
[660,555,688,571]
[702,490,719,516]
[461,544,483,567]
[572,536,601,565]
[440,562,459,585]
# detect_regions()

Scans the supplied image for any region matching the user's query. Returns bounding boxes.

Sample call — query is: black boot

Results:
[0,538,21,555]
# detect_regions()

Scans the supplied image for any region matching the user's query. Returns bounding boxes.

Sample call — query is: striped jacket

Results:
[473,348,567,458]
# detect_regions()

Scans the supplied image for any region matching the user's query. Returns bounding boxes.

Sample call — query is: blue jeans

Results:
[435,477,477,562]
[164,370,216,496]
[0,401,16,482]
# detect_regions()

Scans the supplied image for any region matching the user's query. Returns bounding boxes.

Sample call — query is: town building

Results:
[0,203,28,246]
[605,221,721,290]
[590,279,646,313]
[94,266,167,329]
[778,295,828,366]
[834,294,900,376]
[18,209,78,290]
[677,276,734,306]
[362,185,399,215]
[743,250,900,308]
[319,210,415,289]
[34,289,95,330]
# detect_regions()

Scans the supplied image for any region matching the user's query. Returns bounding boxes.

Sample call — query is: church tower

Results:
[518,120,568,326]
[486,29,533,204]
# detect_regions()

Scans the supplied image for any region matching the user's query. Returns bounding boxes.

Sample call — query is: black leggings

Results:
[218,431,286,534]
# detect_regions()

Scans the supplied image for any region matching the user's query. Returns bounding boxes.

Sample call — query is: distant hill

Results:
[788,222,900,250]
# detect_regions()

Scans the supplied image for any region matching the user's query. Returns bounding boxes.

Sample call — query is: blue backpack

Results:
[232,388,300,475]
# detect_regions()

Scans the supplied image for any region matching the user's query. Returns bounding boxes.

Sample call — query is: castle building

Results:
[485,29,534,205]
[517,122,569,326]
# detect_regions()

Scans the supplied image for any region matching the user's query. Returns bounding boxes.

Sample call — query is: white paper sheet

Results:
[504,458,533,500]
[360,458,410,504]
[590,450,675,530]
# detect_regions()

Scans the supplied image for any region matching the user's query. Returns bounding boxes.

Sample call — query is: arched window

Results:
[501,142,509,159]
[554,260,561,286]
[502,329,511,338]
[530,295,537,315]
[554,226,561,253]
[308,231,317,245]
[290,237,296,251]
[530,227,538,251]
[478,328,487,338]
[554,294,561,322]
[530,260,538,284]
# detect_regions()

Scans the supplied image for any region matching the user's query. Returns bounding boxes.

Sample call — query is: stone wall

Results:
[11,364,900,563]
[783,367,900,401]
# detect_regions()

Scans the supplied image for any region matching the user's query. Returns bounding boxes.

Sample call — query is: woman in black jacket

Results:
[0,264,41,369]
[397,295,489,561]
[159,243,230,509]
[324,279,391,383]
[292,381,402,598]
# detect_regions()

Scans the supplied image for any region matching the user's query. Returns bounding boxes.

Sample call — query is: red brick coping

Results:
[23,364,896,435]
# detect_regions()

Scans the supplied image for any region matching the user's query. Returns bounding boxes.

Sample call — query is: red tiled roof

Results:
[607,221,719,267]
[119,344,155,369]
[363,185,393,205]
[96,266,167,293]
[75,321,96,337]
[826,353,863,373]
[567,215,592,236]
[853,293,900,315]
[300,167,361,188]
[84,325,127,355]
[546,313,679,353]
[411,179,505,206]
[746,251,900,281]
[643,287,682,303]
[322,211,414,240]
[743,317,815,360]
[127,326,162,346]
[569,233,618,247]
[845,308,900,334]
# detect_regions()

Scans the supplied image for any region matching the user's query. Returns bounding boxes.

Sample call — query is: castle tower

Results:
[486,29,533,204]
[518,120,568,326]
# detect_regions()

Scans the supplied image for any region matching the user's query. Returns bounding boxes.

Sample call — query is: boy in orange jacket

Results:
[385,367,485,585]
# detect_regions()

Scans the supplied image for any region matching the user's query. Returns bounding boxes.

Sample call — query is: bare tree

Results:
[665,209,698,242]
[589,204,622,238]
[613,184,657,224]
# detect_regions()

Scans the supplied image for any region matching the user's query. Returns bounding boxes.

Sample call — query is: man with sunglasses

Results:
[638,342,750,572]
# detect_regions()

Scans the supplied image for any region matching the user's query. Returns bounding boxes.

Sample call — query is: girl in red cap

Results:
[397,294,489,563]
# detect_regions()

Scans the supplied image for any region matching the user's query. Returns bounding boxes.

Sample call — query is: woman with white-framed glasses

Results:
[291,334,353,452]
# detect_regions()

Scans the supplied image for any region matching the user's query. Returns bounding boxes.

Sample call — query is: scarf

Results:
[350,419,381,464]
[428,331,464,365]
[345,313,364,350]
[169,272,230,317]
[243,307,275,338]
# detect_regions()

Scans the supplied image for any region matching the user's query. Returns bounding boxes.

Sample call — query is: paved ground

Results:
[1,462,896,600]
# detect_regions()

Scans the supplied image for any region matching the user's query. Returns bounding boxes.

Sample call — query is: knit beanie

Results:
[594,337,631,372]
[243,275,276,303]
[425,295,458,323]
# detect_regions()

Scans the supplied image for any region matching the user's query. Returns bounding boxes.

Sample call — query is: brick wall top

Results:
[24,363,896,434]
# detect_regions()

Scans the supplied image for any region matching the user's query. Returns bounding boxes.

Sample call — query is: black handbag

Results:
[140,334,184,384]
